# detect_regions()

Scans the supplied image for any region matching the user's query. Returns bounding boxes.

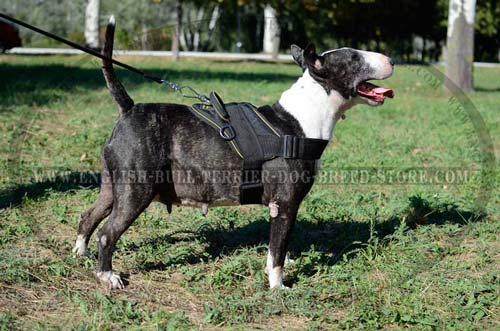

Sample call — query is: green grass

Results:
[0,54,499,330]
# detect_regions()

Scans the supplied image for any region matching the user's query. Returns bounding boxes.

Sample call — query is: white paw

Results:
[97,271,124,290]
[270,282,290,290]
[72,235,88,257]
[268,266,285,289]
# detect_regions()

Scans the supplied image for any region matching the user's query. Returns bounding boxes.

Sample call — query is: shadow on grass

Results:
[0,171,100,209]
[132,196,484,273]
[208,58,296,65]
[475,87,500,92]
[0,171,485,280]
[0,62,296,108]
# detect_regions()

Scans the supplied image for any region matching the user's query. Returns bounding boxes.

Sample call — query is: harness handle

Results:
[209,92,230,121]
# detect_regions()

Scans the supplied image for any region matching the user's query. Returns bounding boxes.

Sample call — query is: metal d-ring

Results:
[220,125,236,141]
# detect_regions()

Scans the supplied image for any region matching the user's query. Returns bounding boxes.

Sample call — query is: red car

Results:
[0,18,22,52]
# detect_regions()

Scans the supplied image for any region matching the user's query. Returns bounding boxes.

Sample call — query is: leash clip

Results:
[161,80,209,103]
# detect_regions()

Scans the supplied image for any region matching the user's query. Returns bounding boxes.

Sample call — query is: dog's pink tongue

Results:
[357,82,394,99]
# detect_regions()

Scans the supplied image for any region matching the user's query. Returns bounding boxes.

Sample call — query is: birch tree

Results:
[84,0,100,49]
[179,2,220,52]
[263,4,280,58]
[172,0,182,61]
[445,0,477,91]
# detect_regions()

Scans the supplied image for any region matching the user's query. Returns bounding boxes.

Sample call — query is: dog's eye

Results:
[351,53,360,61]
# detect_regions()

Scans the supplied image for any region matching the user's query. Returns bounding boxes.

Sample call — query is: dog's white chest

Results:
[278,70,344,140]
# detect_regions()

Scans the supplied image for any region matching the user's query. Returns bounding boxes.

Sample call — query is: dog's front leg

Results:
[267,205,298,289]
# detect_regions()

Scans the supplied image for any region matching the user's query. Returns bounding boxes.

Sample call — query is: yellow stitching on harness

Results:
[210,92,230,122]
[229,141,244,158]
[251,107,281,137]
[190,106,221,130]
[190,106,244,159]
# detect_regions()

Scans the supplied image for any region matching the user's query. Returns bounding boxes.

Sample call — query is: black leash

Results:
[0,12,209,103]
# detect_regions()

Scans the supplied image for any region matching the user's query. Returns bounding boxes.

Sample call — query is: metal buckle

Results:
[283,135,299,159]
[220,125,236,141]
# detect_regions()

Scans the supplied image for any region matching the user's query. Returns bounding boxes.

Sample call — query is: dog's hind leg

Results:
[73,171,113,257]
[267,205,298,289]
[95,183,155,289]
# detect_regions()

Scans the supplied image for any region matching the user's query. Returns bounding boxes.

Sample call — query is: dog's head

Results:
[291,44,394,107]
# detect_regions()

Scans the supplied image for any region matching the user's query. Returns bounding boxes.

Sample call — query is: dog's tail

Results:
[102,16,134,115]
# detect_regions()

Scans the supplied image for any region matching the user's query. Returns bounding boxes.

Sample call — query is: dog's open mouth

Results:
[356,81,394,104]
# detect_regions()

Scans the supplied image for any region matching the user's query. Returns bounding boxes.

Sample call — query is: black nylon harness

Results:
[190,92,329,204]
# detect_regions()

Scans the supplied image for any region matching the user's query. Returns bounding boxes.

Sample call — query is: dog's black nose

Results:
[389,58,395,66]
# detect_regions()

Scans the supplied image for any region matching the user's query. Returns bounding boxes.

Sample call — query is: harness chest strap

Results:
[264,135,329,160]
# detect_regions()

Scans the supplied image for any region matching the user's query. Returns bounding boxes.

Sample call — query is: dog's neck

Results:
[279,69,349,140]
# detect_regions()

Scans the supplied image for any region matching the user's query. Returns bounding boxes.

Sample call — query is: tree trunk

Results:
[84,0,100,49]
[172,0,182,61]
[263,4,280,58]
[445,0,476,92]
[193,7,204,52]
[435,39,441,62]
[141,24,148,50]
[203,5,220,51]
[182,8,194,51]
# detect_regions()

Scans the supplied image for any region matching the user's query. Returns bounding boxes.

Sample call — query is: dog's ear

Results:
[291,44,305,69]
[303,43,324,72]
